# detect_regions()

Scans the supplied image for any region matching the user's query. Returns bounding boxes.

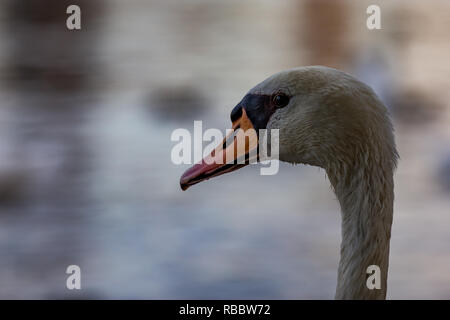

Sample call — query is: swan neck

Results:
[328,164,394,300]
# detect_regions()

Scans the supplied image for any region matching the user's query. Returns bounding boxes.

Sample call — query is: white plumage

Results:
[182,66,399,299]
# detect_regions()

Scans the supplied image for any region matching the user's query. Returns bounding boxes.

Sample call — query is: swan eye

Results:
[272,93,290,108]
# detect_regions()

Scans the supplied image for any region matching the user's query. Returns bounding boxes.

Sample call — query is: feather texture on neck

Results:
[327,141,396,299]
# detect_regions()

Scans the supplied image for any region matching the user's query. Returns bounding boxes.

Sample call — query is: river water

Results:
[0,0,449,299]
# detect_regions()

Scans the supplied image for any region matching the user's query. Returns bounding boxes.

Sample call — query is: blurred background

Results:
[0,0,449,299]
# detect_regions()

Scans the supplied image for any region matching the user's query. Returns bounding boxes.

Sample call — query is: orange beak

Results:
[180,109,259,190]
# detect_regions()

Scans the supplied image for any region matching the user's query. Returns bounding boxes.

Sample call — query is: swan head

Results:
[180,66,398,190]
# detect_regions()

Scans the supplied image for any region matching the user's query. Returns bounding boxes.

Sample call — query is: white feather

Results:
[254,66,398,299]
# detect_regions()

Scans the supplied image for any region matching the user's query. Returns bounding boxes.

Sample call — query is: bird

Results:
[180,66,399,300]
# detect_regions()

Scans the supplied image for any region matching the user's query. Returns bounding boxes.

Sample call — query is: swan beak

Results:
[180,109,258,190]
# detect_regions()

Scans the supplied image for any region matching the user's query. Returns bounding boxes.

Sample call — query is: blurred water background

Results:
[0,0,450,299]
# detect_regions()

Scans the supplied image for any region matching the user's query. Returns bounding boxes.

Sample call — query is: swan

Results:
[180,66,398,300]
